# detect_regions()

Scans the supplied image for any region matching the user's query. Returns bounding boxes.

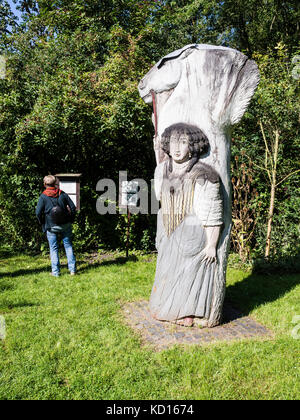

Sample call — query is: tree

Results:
[231,153,261,261]
[254,45,300,257]
[0,0,18,37]
[1,0,299,258]
[216,0,300,56]
[232,44,300,259]
[0,0,157,250]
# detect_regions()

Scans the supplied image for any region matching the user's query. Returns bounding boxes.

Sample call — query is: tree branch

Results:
[276,169,300,187]
[270,14,276,31]
[259,119,273,172]
[244,153,272,183]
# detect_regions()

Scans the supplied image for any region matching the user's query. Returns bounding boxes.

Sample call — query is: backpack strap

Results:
[57,192,67,210]
[41,194,58,213]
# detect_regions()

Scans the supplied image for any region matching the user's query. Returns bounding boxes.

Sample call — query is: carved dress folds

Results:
[150,159,223,321]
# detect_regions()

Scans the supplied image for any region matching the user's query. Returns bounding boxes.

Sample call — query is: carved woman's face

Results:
[169,133,190,163]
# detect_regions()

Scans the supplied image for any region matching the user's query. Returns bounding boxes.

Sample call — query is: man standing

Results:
[36,175,77,277]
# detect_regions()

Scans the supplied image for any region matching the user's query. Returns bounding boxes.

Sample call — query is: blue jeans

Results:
[46,224,76,276]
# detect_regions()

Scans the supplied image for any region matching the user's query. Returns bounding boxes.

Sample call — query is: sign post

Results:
[120,180,139,258]
[55,174,82,210]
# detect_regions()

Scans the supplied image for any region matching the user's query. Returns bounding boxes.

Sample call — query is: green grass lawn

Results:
[0,250,299,400]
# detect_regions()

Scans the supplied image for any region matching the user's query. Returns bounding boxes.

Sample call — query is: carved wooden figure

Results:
[138,44,259,327]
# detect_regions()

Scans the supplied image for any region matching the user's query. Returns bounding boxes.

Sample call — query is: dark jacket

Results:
[35,191,76,233]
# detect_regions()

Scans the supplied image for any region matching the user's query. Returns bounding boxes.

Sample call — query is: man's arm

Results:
[35,196,45,225]
[64,194,76,220]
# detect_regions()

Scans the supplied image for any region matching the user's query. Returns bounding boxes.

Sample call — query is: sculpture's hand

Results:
[203,245,217,264]
[203,226,221,264]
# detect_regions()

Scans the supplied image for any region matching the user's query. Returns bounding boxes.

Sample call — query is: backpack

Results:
[43,194,71,228]
[50,200,70,225]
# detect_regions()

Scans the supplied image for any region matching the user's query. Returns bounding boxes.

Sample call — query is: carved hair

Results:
[161,123,209,172]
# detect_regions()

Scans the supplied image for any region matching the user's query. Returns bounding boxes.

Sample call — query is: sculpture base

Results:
[122,300,272,351]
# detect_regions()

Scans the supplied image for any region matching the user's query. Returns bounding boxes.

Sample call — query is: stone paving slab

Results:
[122,300,272,350]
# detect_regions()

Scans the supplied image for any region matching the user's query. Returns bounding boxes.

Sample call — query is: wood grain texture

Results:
[138,44,259,326]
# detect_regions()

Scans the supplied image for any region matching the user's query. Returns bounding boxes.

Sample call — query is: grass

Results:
[0,249,299,400]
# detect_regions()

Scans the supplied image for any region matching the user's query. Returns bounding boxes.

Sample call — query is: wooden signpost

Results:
[55,174,82,211]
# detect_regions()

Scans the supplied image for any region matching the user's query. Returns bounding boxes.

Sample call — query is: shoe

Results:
[70,272,76,276]
[50,272,60,277]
